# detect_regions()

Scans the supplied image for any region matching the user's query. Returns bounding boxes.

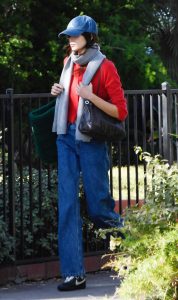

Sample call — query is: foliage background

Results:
[0,0,178,93]
[104,149,178,300]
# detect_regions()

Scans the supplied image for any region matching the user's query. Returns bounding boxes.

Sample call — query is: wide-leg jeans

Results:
[56,124,123,277]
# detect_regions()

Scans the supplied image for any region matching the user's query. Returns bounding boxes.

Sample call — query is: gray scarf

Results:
[52,45,105,141]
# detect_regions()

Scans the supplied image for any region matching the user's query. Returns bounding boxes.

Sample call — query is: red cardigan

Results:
[67,58,128,123]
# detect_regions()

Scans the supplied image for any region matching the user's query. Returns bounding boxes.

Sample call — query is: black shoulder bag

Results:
[78,67,126,142]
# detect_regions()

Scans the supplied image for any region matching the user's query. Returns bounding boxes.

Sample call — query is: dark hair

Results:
[82,32,98,48]
[64,32,99,56]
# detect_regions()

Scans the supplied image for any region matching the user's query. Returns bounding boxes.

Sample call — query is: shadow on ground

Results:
[0,271,120,300]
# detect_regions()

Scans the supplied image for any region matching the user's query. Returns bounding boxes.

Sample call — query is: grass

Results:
[111,165,146,201]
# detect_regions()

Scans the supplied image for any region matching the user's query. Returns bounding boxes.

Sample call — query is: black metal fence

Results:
[0,82,178,265]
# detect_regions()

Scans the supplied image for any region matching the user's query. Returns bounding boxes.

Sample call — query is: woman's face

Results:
[68,35,87,54]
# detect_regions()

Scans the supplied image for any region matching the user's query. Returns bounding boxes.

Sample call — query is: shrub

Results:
[0,166,58,262]
[107,148,178,300]
[0,216,14,263]
[0,164,106,263]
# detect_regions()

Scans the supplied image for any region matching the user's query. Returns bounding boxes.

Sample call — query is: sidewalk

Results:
[0,271,120,300]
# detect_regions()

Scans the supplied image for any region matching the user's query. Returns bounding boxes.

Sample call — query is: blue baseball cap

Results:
[58,15,98,37]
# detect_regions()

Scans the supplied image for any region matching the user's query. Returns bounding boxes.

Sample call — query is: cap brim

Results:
[58,28,84,37]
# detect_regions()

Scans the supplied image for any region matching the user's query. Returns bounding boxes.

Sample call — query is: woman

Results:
[51,15,128,291]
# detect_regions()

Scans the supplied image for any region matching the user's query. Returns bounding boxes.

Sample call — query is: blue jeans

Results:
[56,124,123,277]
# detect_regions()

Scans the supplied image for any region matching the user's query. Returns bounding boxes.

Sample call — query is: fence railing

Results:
[0,82,178,265]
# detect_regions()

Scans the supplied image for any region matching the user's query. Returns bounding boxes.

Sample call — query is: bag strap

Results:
[84,63,101,105]
[96,65,101,96]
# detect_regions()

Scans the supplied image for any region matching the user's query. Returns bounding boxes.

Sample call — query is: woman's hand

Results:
[51,83,64,96]
[77,82,119,119]
[76,83,93,100]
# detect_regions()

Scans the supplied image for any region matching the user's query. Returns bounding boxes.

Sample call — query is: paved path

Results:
[0,271,120,300]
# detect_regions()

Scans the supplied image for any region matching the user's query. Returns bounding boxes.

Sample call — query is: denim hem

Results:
[62,272,86,278]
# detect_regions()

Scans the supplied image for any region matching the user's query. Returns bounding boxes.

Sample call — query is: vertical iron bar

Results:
[133,95,139,204]
[47,96,52,191]
[1,98,7,221]
[141,94,147,201]
[158,94,163,156]
[28,97,33,256]
[161,82,173,164]
[18,99,24,259]
[6,88,16,253]
[47,165,51,190]
[141,94,147,151]
[149,94,154,155]
[174,94,178,164]
[38,159,42,217]
[38,157,42,257]
[126,97,131,207]
[117,142,122,214]
[38,97,43,256]
[109,143,113,197]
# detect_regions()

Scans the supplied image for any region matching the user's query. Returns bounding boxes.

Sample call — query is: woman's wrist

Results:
[88,92,94,101]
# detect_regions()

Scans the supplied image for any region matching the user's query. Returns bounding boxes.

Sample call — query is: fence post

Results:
[6,88,16,242]
[175,93,178,164]
[161,82,173,164]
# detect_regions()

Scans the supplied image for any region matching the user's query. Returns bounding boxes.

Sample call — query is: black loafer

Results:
[57,276,86,291]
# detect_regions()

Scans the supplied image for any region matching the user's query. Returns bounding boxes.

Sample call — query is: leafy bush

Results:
[0,163,106,263]
[107,148,178,300]
[0,216,14,263]
[15,167,59,258]
[0,166,58,262]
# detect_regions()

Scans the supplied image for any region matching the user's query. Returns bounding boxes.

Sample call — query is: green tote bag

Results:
[29,99,57,164]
